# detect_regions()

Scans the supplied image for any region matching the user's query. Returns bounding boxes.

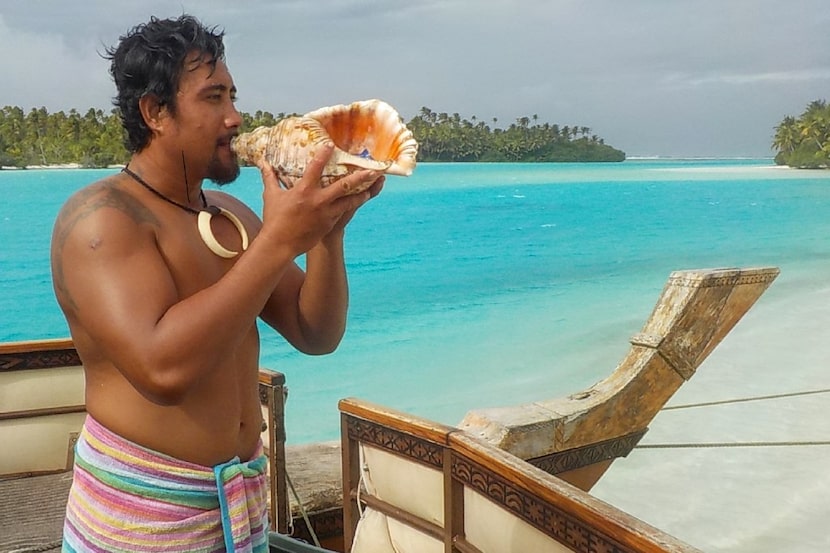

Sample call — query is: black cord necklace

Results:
[120,164,250,258]
[121,165,207,215]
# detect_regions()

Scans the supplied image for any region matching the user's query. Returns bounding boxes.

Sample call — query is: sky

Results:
[0,0,828,158]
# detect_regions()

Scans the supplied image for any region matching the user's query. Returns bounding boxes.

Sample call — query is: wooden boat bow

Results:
[458,266,780,490]
[0,266,780,551]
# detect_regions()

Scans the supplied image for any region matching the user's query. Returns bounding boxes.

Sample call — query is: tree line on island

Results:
[0,105,625,169]
[773,99,830,169]
[5,101,825,169]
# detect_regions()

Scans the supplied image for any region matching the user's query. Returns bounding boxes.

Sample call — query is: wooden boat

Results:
[0,266,779,552]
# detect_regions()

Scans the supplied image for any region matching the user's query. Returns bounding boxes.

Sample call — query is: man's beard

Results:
[207,153,240,186]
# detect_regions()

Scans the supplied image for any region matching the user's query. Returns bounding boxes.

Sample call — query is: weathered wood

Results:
[0,404,85,421]
[340,398,704,553]
[445,446,465,553]
[340,412,359,551]
[260,369,289,533]
[0,265,781,550]
[459,266,779,490]
[339,397,456,446]
[450,432,702,553]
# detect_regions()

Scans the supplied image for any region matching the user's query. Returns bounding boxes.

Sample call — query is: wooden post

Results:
[258,369,288,533]
[340,412,360,552]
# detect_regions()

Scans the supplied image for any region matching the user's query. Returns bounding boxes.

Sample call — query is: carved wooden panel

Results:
[0,347,80,372]
[666,268,778,288]
[345,416,444,469]
[527,429,647,475]
[452,452,631,553]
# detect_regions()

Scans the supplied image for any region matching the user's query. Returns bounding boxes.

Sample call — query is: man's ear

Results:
[138,94,168,134]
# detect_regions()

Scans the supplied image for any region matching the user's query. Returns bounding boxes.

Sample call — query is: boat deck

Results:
[1,472,70,552]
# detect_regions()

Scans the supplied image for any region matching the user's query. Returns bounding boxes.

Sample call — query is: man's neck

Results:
[126,151,204,210]
[129,146,202,196]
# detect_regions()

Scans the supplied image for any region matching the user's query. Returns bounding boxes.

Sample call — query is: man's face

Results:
[169,54,242,185]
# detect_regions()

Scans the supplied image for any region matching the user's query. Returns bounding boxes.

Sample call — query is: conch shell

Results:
[232,99,418,193]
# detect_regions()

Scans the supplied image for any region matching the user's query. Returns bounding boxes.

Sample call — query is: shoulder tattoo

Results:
[52,183,159,311]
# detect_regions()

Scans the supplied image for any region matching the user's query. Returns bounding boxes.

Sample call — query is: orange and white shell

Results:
[231,99,418,193]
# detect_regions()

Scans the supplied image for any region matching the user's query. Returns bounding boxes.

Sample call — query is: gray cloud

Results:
[1,0,827,157]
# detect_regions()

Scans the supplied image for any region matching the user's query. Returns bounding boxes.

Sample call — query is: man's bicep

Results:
[57,211,178,358]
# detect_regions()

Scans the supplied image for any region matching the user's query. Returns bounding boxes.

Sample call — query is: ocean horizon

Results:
[2,159,830,552]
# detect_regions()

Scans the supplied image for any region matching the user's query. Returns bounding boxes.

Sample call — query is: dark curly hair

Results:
[104,15,226,152]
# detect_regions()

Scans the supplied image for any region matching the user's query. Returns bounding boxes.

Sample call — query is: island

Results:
[0,104,625,169]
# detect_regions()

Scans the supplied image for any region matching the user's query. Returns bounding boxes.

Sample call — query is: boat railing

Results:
[340,396,704,553]
[0,266,783,551]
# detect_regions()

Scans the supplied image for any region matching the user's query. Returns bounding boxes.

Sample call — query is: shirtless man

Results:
[51,15,382,552]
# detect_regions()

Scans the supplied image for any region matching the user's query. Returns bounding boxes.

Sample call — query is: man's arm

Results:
[258,166,384,354]
[52,149,378,405]
[52,184,298,405]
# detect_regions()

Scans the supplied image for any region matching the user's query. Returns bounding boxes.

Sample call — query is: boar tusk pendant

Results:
[197,206,249,259]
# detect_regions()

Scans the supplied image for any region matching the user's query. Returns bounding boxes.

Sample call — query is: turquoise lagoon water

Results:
[3,160,830,551]
[2,159,828,441]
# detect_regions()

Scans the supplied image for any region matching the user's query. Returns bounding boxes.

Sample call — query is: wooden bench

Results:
[340,397,704,553]
[0,338,290,551]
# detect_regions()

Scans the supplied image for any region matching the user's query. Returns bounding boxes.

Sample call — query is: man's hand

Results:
[329,174,385,235]
[256,143,384,354]
[256,142,382,254]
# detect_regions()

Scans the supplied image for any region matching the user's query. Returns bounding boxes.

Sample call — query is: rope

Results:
[356,444,366,518]
[285,470,322,548]
[279,384,321,548]
[637,440,830,449]
[663,387,830,411]
[645,388,830,449]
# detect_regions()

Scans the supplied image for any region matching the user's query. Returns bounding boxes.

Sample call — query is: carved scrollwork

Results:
[527,429,647,475]
[345,417,444,468]
[452,453,630,553]
[0,347,81,371]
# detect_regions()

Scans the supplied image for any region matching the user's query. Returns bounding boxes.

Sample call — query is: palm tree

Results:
[772,99,830,167]
[798,113,828,151]
[772,116,798,154]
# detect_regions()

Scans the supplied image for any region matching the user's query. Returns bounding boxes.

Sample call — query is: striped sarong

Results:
[62,415,269,552]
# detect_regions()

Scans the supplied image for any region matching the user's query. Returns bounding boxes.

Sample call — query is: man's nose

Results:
[226,104,242,129]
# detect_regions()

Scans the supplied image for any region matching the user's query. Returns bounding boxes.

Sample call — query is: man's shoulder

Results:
[76,170,125,195]
[55,174,159,235]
